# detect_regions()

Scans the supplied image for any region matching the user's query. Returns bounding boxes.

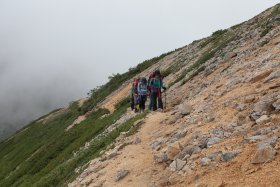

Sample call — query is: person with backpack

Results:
[130,79,137,110]
[131,78,140,112]
[137,77,148,112]
[148,70,166,111]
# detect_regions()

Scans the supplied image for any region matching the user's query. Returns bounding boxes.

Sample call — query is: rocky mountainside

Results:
[0,3,279,187]
[69,4,280,187]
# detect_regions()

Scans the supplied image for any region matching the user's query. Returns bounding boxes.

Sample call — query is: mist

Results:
[0,0,278,140]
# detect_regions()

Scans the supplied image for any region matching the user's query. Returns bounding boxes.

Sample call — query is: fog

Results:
[0,0,278,140]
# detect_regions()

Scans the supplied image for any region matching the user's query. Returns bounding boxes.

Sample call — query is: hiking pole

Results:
[164,90,167,110]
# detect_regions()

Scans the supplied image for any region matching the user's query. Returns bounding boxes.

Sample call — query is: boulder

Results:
[201,157,211,166]
[115,169,129,181]
[175,145,196,160]
[253,95,276,113]
[167,115,178,125]
[167,145,180,160]
[250,112,262,121]
[178,103,193,116]
[169,159,186,171]
[221,151,240,162]
[252,144,276,164]
[154,153,169,163]
[134,137,142,144]
[273,99,280,111]
[264,71,280,82]
[245,135,267,143]
[207,137,222,148]
[256,115,271,125]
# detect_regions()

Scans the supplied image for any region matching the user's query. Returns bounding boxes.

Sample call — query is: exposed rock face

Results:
[252,145,276,164]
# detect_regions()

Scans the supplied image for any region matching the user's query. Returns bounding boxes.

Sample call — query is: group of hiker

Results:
[130,70,167,113]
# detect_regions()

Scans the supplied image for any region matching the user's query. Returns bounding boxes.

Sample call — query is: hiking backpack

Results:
[138,77,148,95]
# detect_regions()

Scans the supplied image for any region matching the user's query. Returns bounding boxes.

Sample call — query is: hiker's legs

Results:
[150,93,157,111]
[153,93,158,111]
[149,94,153,110]
[140,95,147,111]
[158,95,163,109]
[130,96,134,110]
[134,95,139,112]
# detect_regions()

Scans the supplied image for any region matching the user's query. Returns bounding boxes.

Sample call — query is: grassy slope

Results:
[0,51,172,187]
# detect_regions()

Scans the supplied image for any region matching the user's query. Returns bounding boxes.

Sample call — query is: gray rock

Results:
[226,78,242,89]
[154,153,168,163]
[167,145,180,160]
[258,136,279,148]
[115,169,129,181]
[273,99,280,111]
[207,137,222,148]
[274,14,280,21]
[264,71,280,82]
[204,115,215,123]
[207,150,222,160]
[256,115,271,125]
[167,115,178,125]
[175,145,196,160]
[150,140,163,149]
[245,135,267,143]
[211,129,224,137]
[236,104,246,111]
[178,103,193,116]
[253,96,276,113]
[169,159,186,171]
[252,144,276,164]
[250,112,262,121]
[257,127,272,135]
[221,151,240,162]
[134,137,142,144]
[201,157,211,166]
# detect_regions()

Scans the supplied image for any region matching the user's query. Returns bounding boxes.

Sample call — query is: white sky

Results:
[0,0,279,135]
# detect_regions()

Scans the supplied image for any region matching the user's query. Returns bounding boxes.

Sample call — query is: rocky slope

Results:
[69,4,280,187]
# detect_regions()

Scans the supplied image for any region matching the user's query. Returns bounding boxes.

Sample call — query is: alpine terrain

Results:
[1,3,280,187]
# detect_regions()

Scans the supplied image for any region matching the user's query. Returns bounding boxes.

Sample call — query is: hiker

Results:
[137,77,148,112]
[131,78,140,112]
[130,79,137,110]
[148,70,166,111]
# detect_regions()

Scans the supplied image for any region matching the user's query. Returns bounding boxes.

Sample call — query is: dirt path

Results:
[82,112,167,187]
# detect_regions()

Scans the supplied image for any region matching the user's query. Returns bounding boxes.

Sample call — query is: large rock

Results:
[256,115,271,125]
[175,145,196,160]
[221,151,240,162]
[200,157,211,166]
[167,145,180,160]
[253,94,278,113]
[273,99,280,111]
[167,115,178,125]
[207,137,222,148]
[178,103,193,116]
[169,159,186,171]
[245,135,267,143]
[251,144,276,164]
[154,153,169,163]
[264,71,280,82]
[115,169,129,181]
[250,112,262,121]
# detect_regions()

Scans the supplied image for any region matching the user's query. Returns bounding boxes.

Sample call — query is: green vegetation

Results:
[0,96,145,187]
[169,29,236,87]
[199,29,227,48]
